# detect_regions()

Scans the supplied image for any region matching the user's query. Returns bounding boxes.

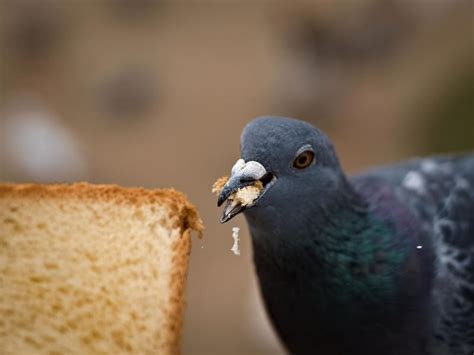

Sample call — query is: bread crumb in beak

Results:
[232,182,263,206]
[212,176,263,207]
[231,227,240,256]
[211,176,229,194]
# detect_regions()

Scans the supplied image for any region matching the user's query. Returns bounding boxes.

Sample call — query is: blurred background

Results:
[1,0,473,354]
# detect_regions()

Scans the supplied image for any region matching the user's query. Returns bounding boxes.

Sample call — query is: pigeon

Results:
[216,116,474,355]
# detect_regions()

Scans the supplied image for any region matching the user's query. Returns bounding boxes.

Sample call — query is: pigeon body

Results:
[217,116,474,355]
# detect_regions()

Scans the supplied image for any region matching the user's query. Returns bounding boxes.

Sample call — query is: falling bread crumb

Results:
[231,227,240,255]
[212,177,262,257]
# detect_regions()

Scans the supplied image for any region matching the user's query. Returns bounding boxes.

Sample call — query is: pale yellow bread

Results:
[0,183,203,355]
[212,176,263,207]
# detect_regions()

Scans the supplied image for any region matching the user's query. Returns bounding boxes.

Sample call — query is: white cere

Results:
[416,245,423,249]
[230,158,267,180]
[231,159,246,175]
[231,227,241,256]
[239,161,267,180]
[403,171,425,194]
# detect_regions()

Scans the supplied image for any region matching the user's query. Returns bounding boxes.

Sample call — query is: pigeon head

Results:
[218,116,345,224]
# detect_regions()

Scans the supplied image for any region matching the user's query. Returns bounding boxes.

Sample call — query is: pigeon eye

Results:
[293,150,314,169]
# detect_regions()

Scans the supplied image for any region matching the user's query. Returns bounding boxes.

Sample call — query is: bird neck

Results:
[248,179,411,322]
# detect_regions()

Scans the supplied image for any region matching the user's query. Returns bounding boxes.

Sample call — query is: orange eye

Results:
[293,150,314,169]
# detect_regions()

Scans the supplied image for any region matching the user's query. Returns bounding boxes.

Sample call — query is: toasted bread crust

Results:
[0,182,203,237]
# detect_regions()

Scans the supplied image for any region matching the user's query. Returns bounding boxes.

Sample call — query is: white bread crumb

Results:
[211,177,263,207]
[232,185,262,206]
[231,227,240,256]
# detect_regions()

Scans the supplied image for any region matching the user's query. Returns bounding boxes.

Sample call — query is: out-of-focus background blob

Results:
[1,1,472,354]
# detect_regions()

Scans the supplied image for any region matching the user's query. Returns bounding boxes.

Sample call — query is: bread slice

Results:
[0,183,203,355]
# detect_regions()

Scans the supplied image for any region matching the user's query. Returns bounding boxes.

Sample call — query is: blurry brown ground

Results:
[1,1,473,354]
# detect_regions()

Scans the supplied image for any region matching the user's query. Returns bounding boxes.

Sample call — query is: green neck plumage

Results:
[251,191,411,321]
[316,208,408,308]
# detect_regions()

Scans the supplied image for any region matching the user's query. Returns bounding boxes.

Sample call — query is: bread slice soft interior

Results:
[0,183,203,355]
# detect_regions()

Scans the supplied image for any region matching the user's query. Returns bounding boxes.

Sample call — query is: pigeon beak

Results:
[218,177,255,224]
[220,199,246,224]
[218,159,275,223]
